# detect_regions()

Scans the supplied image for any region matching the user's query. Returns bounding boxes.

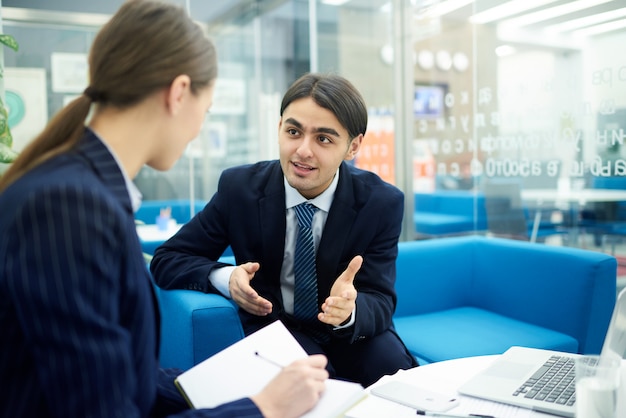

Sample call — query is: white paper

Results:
[175,320,364,417]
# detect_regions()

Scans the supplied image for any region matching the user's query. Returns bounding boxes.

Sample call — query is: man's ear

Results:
[166,74,191,115]
[345,134,363,161]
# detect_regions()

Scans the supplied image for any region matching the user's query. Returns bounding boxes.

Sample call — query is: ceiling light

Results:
[573,17,626,36]
[495,45,517,57]
[469,0,560,24]
[321,0,351,5]
[544,7,626,32]
[420,0,474,19]
[501,0,614,27]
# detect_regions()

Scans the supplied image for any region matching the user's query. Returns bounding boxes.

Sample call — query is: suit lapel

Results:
[317,163,359,290]
[76,129,133,215]
[259,163,288,286]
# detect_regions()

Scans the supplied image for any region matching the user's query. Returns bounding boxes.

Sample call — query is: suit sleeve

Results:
[155,368,263,418]
[348,184,404,341]
[150,173,233,293]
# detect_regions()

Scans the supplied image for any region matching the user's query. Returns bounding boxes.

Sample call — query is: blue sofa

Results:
[414,191,488,237]
[155,236,617,370]
[393,236,617,365]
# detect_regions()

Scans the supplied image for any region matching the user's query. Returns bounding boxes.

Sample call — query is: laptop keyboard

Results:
[512,355,580,407]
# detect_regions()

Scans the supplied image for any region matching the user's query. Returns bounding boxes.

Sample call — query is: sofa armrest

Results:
[395,237,476,316]
[156,288,244,370]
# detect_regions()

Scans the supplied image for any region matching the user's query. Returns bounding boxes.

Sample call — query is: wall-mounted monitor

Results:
[414,84,446,119]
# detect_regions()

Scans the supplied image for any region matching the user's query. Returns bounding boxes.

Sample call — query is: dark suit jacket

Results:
[152,160,404,343]
[0,130,260,418]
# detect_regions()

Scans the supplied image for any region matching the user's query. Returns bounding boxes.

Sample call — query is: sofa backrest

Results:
[414,191,487,218]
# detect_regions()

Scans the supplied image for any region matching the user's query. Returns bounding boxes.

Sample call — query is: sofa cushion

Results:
[394,307,578,364]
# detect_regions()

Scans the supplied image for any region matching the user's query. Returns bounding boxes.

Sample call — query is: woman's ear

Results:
[166,74,191,115]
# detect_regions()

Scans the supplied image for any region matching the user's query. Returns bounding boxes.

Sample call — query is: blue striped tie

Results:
[293,203,319,321]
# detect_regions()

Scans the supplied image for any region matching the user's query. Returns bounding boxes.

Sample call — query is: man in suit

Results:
[151,73,417,387]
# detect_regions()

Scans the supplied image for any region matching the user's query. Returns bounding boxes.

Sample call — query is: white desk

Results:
[521,189,626,206]
[345,356,626,418]
[136,222,182,242]
[136,222,182,254]
[521,188,626,244]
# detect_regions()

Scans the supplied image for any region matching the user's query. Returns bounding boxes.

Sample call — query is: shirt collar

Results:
[284,169,339,212]
[90,129,143,213]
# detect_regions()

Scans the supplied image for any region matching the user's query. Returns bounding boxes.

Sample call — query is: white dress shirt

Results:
[91,128,142,212]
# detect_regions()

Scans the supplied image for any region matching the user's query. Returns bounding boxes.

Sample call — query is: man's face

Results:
[278,97,362,199]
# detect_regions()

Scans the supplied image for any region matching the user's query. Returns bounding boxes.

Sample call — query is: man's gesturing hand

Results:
[318,255,362,326]
[228,262,272,316]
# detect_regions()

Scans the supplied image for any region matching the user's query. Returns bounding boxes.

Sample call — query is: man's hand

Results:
[228,262,272,316]
[251,355,329,418]
[318,255,362,326]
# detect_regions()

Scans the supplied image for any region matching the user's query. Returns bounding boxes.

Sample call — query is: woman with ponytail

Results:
[0,1,327,417]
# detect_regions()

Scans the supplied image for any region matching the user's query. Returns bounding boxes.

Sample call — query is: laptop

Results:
[458,288,626,417]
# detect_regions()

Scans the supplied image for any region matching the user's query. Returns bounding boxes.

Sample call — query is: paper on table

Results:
[345,392,546,418]
[344,371,551,418]
[175,320,364,418]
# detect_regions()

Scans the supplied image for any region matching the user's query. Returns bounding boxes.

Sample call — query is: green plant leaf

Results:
[0,97,13,148]
[0,34,19,52]
[0,142,18,163]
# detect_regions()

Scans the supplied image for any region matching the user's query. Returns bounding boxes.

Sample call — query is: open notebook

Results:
[174,320,365,418]
[458,288,626,417]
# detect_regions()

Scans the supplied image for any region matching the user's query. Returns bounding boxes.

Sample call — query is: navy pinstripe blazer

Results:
[0,130,261,418]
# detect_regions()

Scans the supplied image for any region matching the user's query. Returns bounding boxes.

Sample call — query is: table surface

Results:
[344,355,626,418]
[521,188,626,204]
[136,222,182,242]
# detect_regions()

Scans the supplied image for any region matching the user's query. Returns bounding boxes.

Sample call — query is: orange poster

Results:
[355,111,395,185]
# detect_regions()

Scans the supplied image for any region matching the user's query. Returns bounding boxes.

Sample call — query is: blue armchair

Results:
[393,236,617,365]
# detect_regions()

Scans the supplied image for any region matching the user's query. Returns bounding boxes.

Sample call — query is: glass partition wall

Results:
[2,0,626,255]
[407,0,626,253]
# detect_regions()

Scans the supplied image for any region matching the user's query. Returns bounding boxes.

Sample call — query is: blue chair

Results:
[482,178,566,242]
[579,176,626,250]
[414,191,488,237]
[393,236,617,365]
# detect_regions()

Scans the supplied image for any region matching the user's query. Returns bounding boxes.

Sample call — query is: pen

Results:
[254,351,284,368]
[416,411,495,418]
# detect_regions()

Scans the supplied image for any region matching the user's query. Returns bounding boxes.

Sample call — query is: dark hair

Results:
[280,73,368,140]
[0,0,217,191]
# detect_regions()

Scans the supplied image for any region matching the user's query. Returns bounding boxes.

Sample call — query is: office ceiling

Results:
[1,0,252,24]
[3,0,625,38]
